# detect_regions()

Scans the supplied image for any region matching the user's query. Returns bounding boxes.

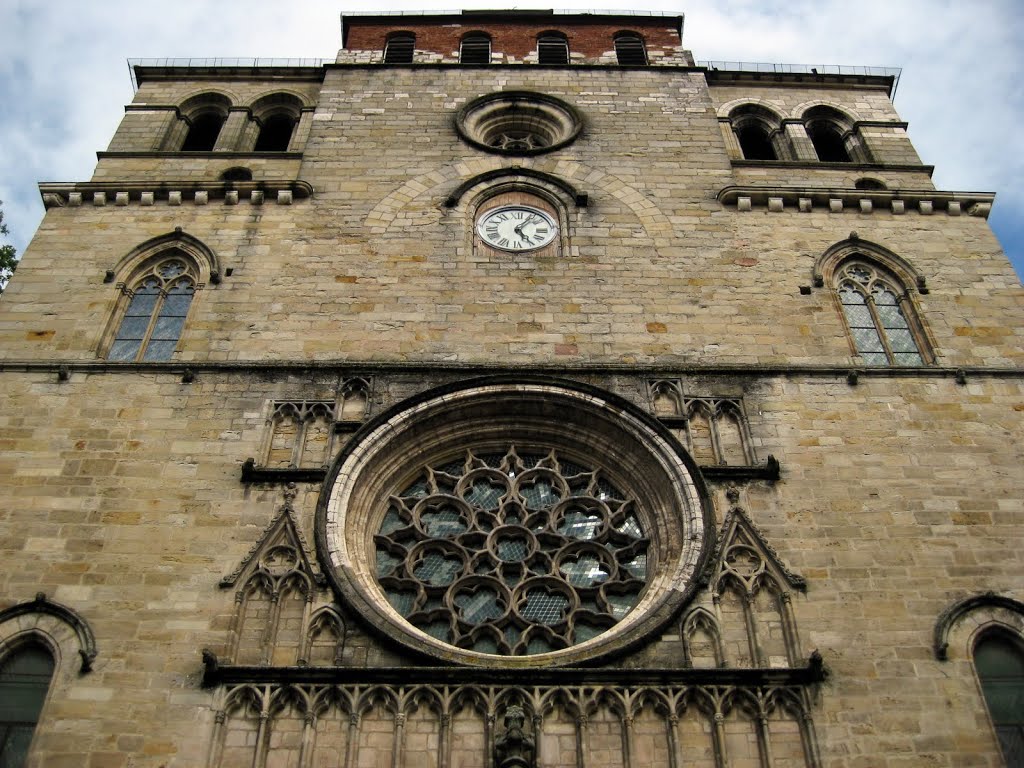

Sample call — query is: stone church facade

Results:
[1,10,1022,768]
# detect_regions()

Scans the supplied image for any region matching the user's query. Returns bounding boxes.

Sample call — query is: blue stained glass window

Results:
[109,259,196,362]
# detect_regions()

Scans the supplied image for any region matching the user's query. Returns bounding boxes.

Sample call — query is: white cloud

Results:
[0,0,1019,276]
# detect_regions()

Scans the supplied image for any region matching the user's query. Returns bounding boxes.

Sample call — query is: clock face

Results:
[476,205,558,252]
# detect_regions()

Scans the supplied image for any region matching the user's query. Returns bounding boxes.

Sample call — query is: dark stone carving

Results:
[57,365,69,382]
[933,592,1024,660]
[199,651,827,688]
[701,455,780,482]
[847,370,860,386]
[181,368,195,383]
[240,458,327,484]
[0,593,98,673]
[494,705,536,768]
[955,369,967,385]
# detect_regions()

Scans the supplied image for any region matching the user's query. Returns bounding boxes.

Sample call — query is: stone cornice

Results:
[730,159,933,174]
[2,360,1020,382]
[718,185,994,218]
[39,179,313,209]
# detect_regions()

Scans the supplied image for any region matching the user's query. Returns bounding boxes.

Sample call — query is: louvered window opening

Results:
[374,446,650,656]
[615,35,648,65]
[460,35,491,64]
[383,34,415,64]
[537,35,569,65]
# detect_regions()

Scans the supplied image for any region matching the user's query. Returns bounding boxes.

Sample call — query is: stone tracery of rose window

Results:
[374,446,650,656]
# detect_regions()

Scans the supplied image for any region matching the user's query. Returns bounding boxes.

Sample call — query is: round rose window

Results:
[374,447,649,655]
[320,380,709,667]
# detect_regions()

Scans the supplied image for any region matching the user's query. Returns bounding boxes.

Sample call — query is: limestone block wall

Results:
[2,68,1021,368]
[0,368,1022,765]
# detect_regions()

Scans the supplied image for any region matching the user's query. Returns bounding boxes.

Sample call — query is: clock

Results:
[476,205,558,252]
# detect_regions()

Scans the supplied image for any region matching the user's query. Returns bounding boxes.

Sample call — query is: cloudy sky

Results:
[1,0,1021,279]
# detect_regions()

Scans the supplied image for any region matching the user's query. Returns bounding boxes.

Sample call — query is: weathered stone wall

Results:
[0,35,1021,768]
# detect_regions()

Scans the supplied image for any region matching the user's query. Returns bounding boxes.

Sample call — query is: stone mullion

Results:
[206,710,227,768]
[296,712,315,768]
[252,694,271,768]
[797,701,822,768]
[620,714,634,768]
[291,109,315,151]
[292,418,310,467]
[392,712,407,768]
[575,714,587,768]
[532,715,544,768]
[778,592,802,666]
[711,710,730,768]
[864,293,896,363]
[485,712,496,768]
[344,711,361,768]
[782,121,817,161]
[719,119,743,160]
[262,589,283,665]
[214,109,250,152]
[228,592,246,663]
[665,713,681,768]
[438,713,451,768]
[708,405,726,465]
[711,593,727,665]
[742,591,764,667]
[296,592,314,664]
[160,115,190,151]
[755,712,773,768]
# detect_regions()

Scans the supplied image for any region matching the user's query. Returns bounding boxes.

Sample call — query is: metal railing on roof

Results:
[128,58,327,91]
[699,61,901,97]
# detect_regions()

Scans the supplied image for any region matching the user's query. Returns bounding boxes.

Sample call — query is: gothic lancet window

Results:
[109,256,197,362]
[0,643,55,766]
[836,261,925,366]
[975,632,1024,766]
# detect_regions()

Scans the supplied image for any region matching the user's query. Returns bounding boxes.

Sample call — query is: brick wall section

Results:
[343,14,683,63]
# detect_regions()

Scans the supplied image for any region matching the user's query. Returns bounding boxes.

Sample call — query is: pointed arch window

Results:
[460,33,491,64]
[975,632,1024,765]
[0,643,55,766]
[109,257,197,362]
[836,261,926,366]
[537,32,569,65]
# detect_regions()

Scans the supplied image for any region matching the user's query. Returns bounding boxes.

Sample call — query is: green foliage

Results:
[0,200,17,293]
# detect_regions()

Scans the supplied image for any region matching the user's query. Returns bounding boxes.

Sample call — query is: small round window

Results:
[375,446,649,656]
[456,91,582,156]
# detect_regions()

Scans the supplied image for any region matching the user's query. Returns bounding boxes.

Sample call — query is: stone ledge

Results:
[718,185,994,218]
[39,179,313,209]
[201,649,826,687]
[3,360,1022,380]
